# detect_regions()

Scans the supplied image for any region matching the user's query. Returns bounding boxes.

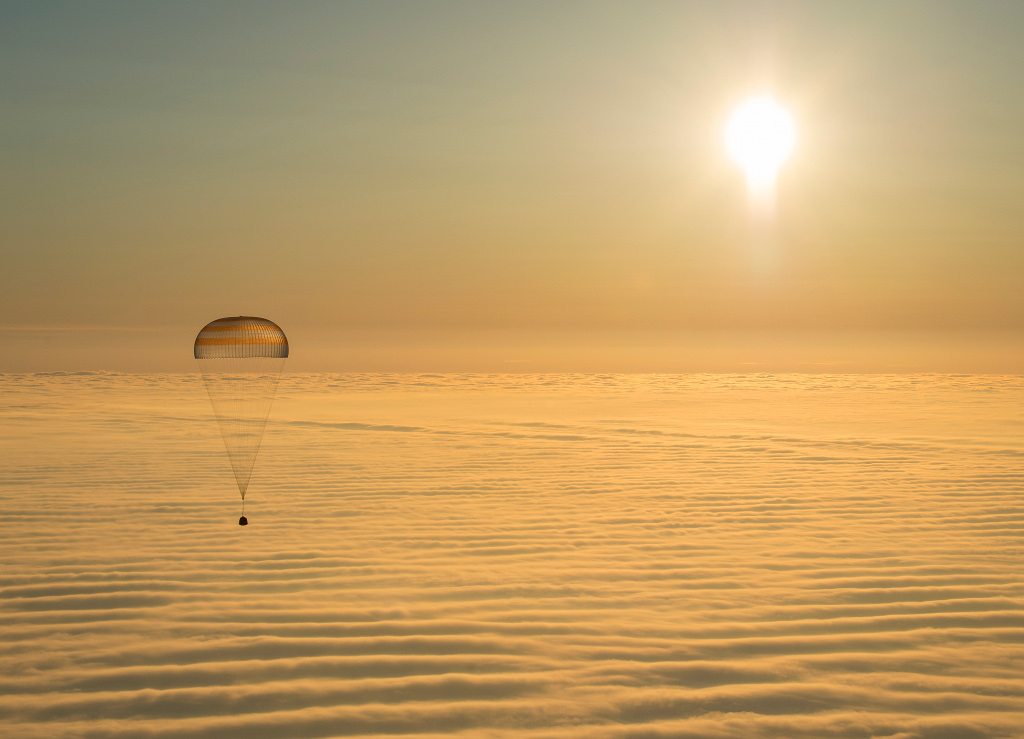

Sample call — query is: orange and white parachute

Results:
[194,317,288,524]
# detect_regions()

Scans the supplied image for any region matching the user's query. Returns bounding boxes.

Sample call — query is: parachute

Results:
[194,316,288,524]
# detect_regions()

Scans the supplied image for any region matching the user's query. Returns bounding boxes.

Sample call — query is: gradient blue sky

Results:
[3,1,1024,369]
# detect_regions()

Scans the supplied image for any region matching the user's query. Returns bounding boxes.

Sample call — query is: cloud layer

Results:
[2,372,1024,738]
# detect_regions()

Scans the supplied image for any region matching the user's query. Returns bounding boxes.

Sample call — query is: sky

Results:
[3,1,1024,371]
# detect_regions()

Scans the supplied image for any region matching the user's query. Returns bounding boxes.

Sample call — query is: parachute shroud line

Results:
[194,316,288,522]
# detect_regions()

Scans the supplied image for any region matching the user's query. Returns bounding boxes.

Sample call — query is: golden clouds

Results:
[2,373,1024,736]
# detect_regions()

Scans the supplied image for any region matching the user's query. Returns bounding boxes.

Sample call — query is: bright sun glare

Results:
[725,96,796,191]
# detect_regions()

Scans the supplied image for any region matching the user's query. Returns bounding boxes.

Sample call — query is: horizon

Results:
[4,326,1024,374]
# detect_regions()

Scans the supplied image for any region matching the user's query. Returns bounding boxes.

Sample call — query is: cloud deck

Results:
[2,373,1023,738]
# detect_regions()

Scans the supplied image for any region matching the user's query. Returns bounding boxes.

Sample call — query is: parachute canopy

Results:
[194,316,288,359]
[195,317,288,505]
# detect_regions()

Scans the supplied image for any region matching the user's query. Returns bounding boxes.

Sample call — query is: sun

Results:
[725,96,796,191]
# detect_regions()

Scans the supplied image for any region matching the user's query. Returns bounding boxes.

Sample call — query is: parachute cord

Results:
[242,497,245,515]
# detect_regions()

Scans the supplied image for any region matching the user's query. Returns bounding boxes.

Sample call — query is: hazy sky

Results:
[3,1,1024,369]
